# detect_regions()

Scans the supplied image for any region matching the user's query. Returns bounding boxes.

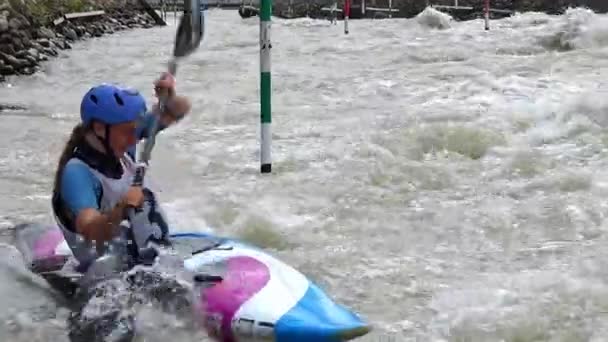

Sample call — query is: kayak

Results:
[13,222,371,341]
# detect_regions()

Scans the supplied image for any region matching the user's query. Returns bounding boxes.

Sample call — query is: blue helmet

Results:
[80,83,147,126]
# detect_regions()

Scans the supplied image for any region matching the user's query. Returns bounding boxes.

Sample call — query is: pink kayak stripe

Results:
[198,256,271,342]
[33,227,64,259]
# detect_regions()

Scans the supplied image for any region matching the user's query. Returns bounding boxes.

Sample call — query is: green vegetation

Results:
[28,0,91,24]
[4,0,99,26]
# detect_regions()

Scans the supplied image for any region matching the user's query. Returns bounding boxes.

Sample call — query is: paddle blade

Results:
[173,0,204,59]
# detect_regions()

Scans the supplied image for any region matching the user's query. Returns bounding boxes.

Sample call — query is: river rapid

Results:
[2,6,608,342]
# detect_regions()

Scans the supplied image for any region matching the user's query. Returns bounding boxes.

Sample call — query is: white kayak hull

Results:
[14,223,371,342]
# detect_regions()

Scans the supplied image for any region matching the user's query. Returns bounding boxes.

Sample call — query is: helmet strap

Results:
[103,125,112,155]
[92,123,113,156]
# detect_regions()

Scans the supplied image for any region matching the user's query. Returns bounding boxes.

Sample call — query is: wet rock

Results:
[16,48,39,65]
[11,36,23,51]
[50,38,69,50]
[0,64,13,75]
[0,51,26,69]
[36,38,50,47]
[62,27,77,41]
[37,27,55,39]
[18,34,29,48]
[41,47,58,57]
[0,42,15,55]
[74,25,85,37]
[19,66,35,75]
[0,58,10,75]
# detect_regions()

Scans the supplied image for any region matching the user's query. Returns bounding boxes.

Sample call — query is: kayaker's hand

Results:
[153,72,191,125]
[154,72,176,99]
[122,186,145,209]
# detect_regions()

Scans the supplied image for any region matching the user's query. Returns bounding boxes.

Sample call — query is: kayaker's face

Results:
[107,122,138,157]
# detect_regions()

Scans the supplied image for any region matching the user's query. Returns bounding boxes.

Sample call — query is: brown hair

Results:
[53,124,87,195]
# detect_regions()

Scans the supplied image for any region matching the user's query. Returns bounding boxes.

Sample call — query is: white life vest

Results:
[54,153,169,269]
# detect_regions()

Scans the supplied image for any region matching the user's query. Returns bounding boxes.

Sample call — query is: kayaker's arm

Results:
[60,162,143,244]
[74,204,128,243]
[156,95,191,126]
[135,96,192,141]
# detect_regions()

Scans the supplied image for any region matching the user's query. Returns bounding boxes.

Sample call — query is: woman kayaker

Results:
[51,73,191,272]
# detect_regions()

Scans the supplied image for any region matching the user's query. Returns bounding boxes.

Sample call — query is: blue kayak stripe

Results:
[275,281,368,342]
[170,232,216,239]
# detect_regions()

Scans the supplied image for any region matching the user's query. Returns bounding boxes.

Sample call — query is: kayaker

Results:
[51,73,191,272]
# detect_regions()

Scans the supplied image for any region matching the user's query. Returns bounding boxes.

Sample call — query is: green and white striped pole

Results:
[260,0,272,173]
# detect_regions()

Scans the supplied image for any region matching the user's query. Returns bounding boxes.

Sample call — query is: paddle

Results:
[130,0,205,256]
[82,1,205,285]
[134,0,205,183]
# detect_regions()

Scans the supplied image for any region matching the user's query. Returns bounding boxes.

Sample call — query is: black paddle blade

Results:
[173,0,204,59]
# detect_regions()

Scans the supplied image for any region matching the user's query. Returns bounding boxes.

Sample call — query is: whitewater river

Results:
[2,6,608,342]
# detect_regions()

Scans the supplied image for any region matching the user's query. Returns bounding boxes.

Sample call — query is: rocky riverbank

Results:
[0,0,157,84]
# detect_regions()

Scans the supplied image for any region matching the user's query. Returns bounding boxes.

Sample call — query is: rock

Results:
[23,54,37,67]
[30,41,42,49]
[0,63,14,75]
[75,25,86,37]
[27,48,39,60]
[0,13,7,32]
[19,35,29,48]
[63,27,77,41]
[1,52,27,69]
[19,66,35,75]
[37,38,50,47]
[0,65,15,76]
[42,47,57,56]
[0,32,10,44]
[37,27,55,39]
[14,50,28,58]
[92,25,103,37]
[12,37,23,51]
[0,42,14,55]
[56,39,69,49]
[8,17,23,30]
